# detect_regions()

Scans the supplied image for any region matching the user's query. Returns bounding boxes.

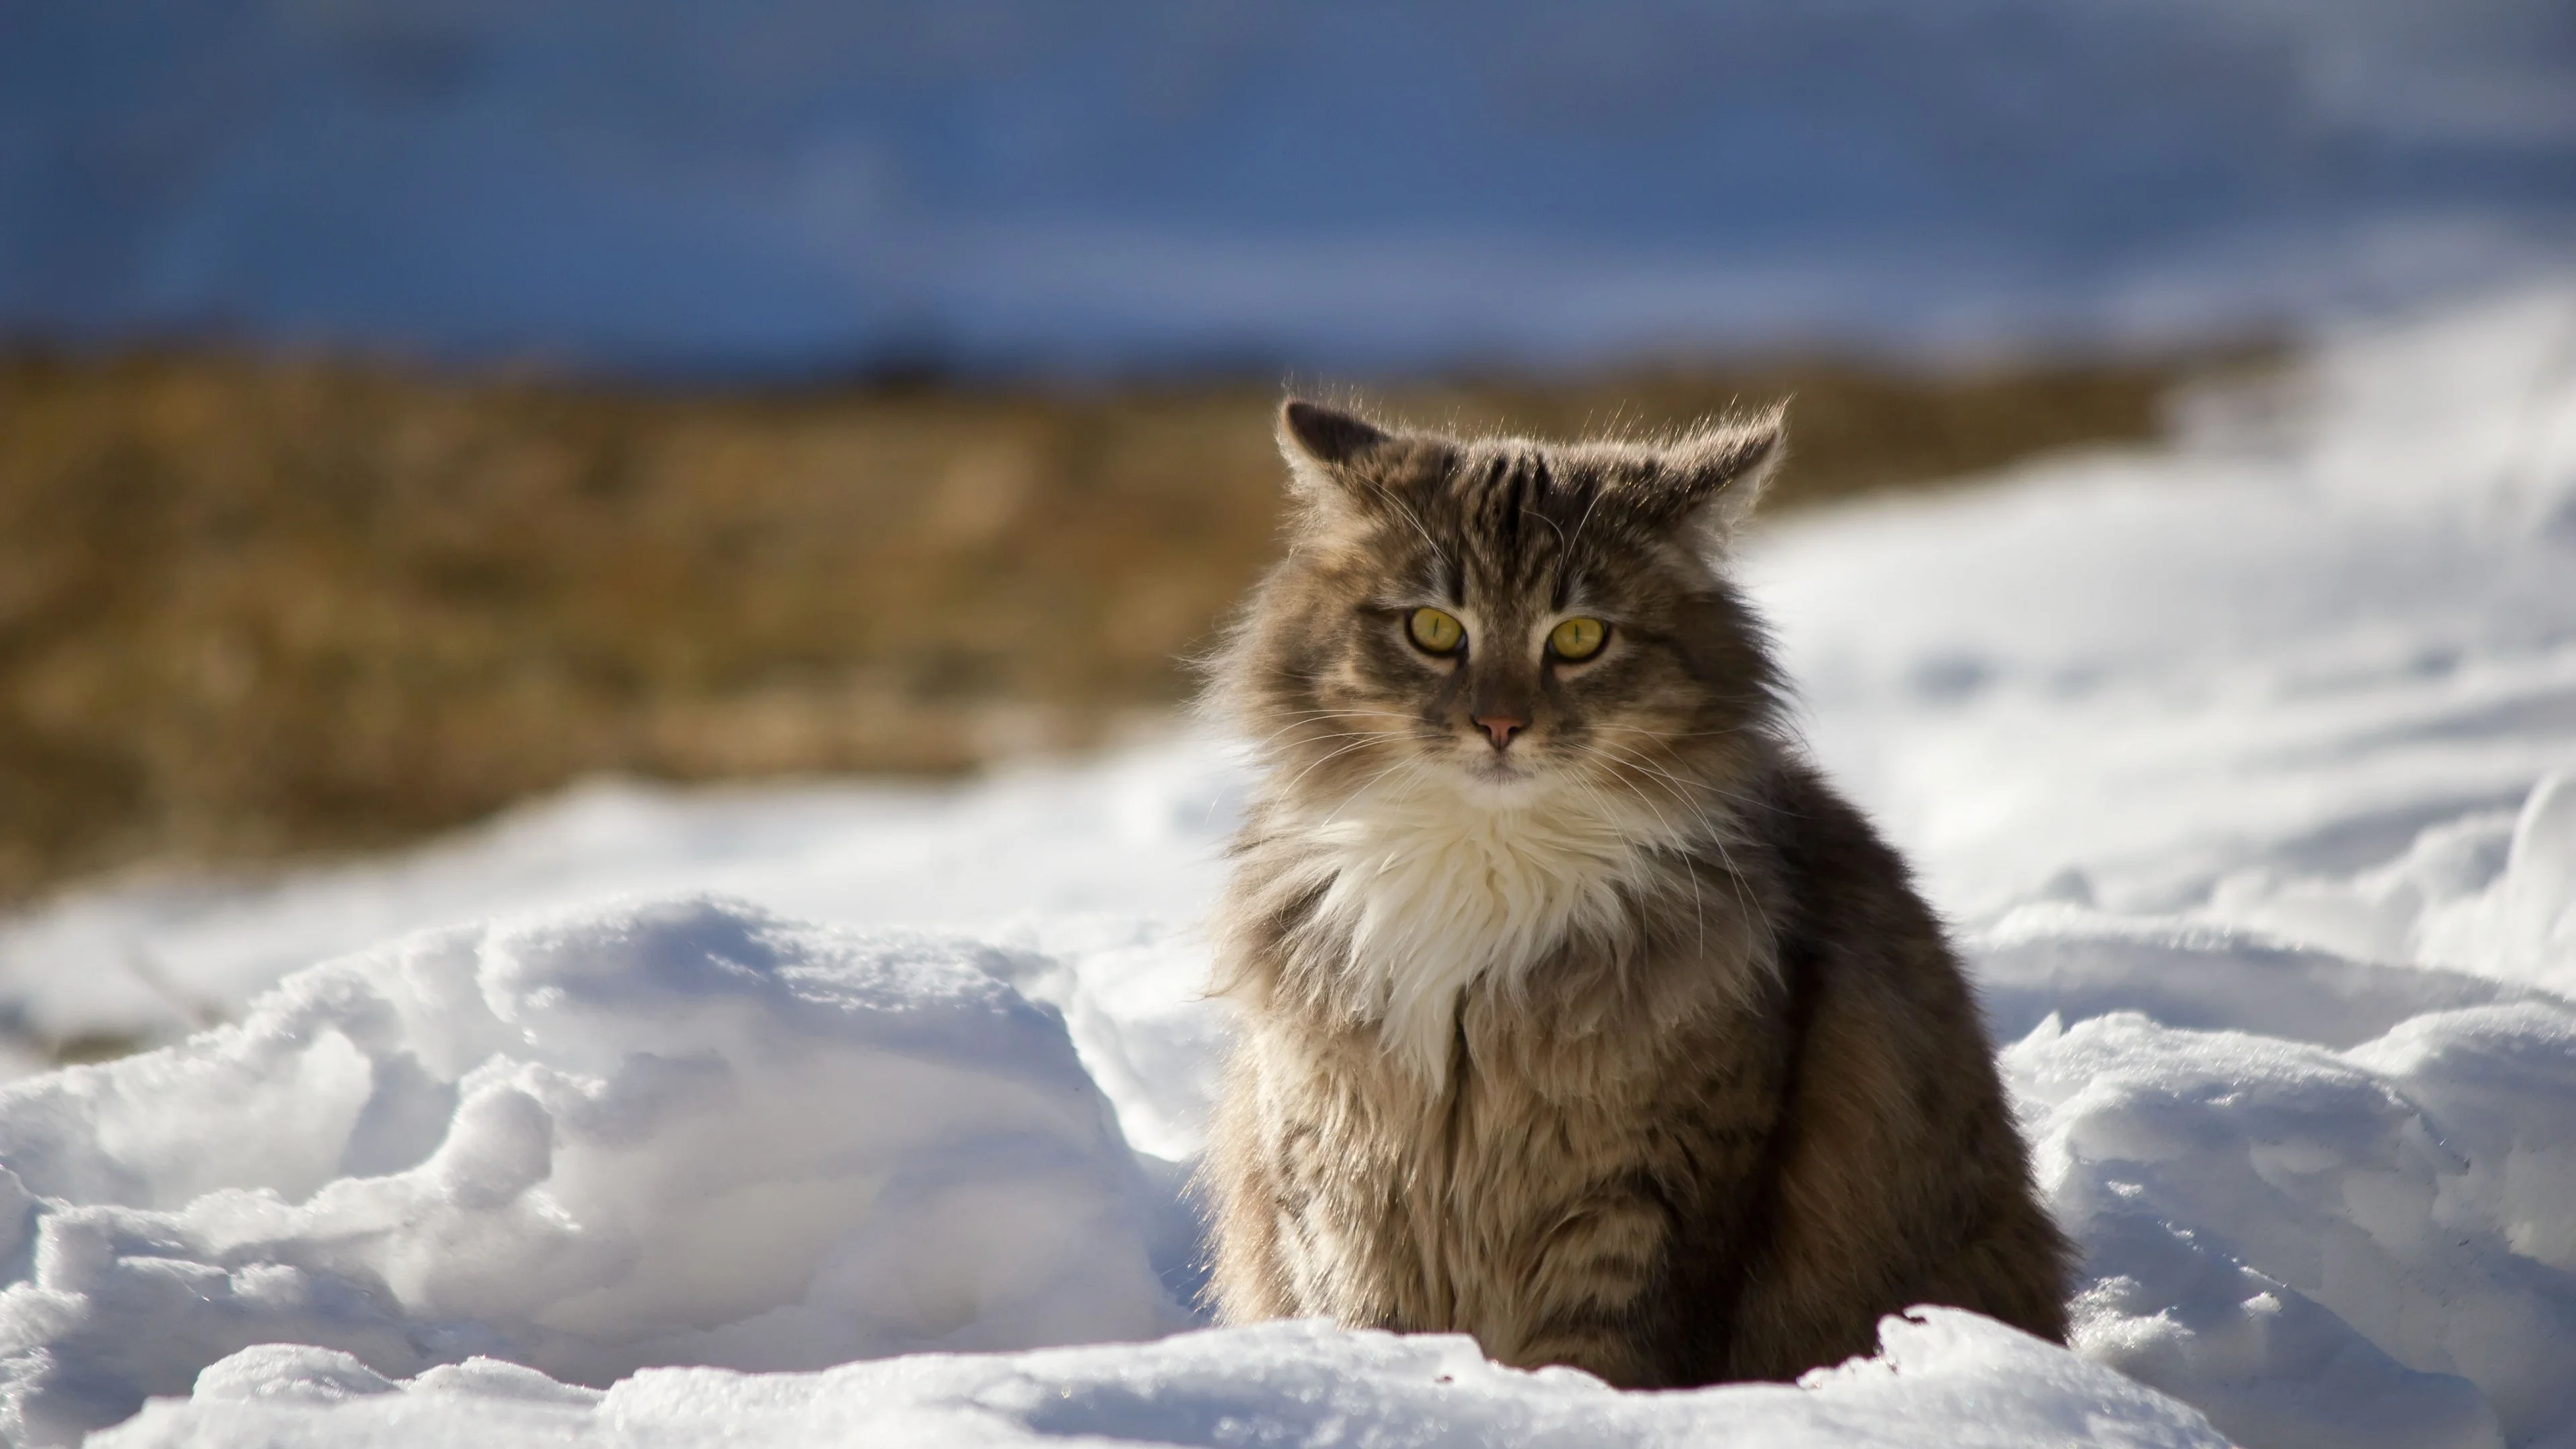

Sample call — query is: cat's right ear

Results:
[1277,399,1393,506]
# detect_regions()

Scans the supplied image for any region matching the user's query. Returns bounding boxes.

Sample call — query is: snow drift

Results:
[0,898,1188,1442]
[93,1312,2229,1449]
[0,286,2573,1444]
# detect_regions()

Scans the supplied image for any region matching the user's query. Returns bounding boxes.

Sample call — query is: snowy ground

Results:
[3,287,2575,1445]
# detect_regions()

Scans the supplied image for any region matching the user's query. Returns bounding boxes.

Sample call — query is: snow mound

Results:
[0,743,1238,1061]
[2016,1000,2576,1449]
[95,1310,2228,1449]
[1753,288,2576,936]
[0,896,1184,1443]
[1,288,2573,1445]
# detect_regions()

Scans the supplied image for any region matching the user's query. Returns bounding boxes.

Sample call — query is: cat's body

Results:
[1200,400,2070,1387]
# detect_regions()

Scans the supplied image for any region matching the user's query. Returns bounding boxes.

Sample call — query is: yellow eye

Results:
[1549,616,1607,661]
[1407,606,1465,654]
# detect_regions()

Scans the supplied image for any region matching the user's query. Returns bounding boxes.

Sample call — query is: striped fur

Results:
[1198,399,2071,1387]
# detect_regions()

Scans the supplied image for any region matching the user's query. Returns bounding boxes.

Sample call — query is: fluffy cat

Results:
[1198,398,2070,1387]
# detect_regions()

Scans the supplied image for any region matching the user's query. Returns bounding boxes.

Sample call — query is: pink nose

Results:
[1474,714,1526,749]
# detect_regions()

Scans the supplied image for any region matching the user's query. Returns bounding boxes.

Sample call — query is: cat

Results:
[1197,398,2071,1387]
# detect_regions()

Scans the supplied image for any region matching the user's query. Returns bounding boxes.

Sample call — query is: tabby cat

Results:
[1198,398,2070,1386]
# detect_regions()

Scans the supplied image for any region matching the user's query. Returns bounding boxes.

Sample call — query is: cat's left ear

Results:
[1635,406,1788,544]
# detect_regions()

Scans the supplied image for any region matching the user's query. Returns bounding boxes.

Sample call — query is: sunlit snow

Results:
[3,286,2574,1446]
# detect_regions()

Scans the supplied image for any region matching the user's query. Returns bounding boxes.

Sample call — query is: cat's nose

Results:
[1474,714,1527,749]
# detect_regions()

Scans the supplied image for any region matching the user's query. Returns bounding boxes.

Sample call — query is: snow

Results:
[3,285,2576,1444]
[4,2,2574,375]
[1752,289,2576,947]
[93,1311,2228,1449]
[0,897,1192,1442]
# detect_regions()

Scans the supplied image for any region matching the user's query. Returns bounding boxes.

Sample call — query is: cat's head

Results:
[1207,398,1788,816]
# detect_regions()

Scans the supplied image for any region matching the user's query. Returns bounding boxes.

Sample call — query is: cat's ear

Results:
[1277,398,1451,523]
[1280,399,1391,470]
[1635,406,1787,544]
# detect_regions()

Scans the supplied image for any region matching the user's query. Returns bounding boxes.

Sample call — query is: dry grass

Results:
[0,350,2236,903]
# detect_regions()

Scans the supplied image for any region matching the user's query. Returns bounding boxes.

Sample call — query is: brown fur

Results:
[1198,398,2070,1387]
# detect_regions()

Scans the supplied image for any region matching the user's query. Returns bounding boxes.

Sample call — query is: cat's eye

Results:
[1549,616,1607,661]
[1407,607,1466,655]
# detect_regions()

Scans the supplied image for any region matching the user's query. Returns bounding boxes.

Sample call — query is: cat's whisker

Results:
[1370,481,1452,575]
[1265,707,1419,720]
[1271,730,1403,751]
[1699,827,1769,967]
[1269,734,1395,799]
[1318,755,1430,830]
[1232,725,1407,772]
[1590,736,1794,816]
[1568,736,1775,969]
[1606,746,1770,939]
[1587,742,1701,798]
[1562,481,1610,562]
[1573,769,1707,963]
[1244,710,1418,738]
[1241,712,1417,751]
[1577,757,1709,939]
[1570,741,1707,821]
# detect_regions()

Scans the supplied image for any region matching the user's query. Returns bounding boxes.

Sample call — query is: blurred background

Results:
[2,0,2572,911]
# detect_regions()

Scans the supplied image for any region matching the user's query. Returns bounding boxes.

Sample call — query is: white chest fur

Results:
[1278,775,1695,1080]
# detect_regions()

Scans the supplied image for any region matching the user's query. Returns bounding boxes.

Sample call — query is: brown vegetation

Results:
[0,350,2219,902]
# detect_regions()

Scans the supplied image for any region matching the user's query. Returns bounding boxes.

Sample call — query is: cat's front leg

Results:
[1206,1030,1416,1328]
[1477,1182,1682,1387]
